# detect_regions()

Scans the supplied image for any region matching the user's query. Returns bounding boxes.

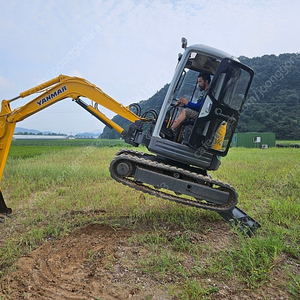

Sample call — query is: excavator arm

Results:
[0,75,149,214]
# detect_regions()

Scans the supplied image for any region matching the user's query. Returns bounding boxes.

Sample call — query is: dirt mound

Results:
[0,222,292,300]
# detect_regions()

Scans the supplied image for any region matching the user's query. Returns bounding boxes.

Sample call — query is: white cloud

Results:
[69,69,82,77]
[0,76,14,90]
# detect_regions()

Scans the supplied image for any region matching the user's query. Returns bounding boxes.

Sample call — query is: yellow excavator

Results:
[0,38,260,234]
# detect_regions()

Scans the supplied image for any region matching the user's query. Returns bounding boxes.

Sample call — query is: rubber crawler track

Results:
[109,149,238,212]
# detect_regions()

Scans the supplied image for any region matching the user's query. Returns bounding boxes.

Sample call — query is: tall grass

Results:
[0,142,299,298]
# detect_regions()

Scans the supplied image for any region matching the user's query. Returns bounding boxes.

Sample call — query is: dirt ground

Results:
[0,221,294,300]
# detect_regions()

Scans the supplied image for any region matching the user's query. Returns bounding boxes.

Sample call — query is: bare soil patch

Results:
[0,222,293,299]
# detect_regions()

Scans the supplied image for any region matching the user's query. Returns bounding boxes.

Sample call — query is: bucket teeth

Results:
[0,191,12,215]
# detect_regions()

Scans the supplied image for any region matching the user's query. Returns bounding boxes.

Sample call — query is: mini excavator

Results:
[0,38,260,234]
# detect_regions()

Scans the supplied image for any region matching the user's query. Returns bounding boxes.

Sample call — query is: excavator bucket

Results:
[0,190,12,215]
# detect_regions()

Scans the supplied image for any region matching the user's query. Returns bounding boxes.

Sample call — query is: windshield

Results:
[173,51,221,103]
[174,68,202,103]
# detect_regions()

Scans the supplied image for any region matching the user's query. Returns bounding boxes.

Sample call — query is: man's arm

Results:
[179,96,205,111]
[184,101,201,111]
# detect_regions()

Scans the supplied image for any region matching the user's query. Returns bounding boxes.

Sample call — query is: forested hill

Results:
[238,54,300,139]
[101,53,300,140]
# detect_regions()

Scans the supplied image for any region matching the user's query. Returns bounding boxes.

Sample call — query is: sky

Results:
[0,0,299,135]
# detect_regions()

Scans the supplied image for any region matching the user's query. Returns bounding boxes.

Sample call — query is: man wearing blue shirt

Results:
[162,73,211,139]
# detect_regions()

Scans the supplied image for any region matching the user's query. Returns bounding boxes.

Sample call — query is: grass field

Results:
[8,139,128,158]
[0,140,299,299]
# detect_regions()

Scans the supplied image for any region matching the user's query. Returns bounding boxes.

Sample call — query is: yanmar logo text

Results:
[37,85,67,106]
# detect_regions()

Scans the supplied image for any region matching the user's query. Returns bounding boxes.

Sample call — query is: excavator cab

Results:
[148,40,253,171]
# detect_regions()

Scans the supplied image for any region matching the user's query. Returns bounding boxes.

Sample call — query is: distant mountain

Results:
[14,127,42,134]
[14,127,102,137]
[89,129,102,134]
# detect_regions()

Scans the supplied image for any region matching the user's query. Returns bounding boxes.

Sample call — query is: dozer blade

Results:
[218,206,261,236]
[0,190,12,215]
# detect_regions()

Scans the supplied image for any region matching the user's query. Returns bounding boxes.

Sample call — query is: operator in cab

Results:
[161,73,211,139]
